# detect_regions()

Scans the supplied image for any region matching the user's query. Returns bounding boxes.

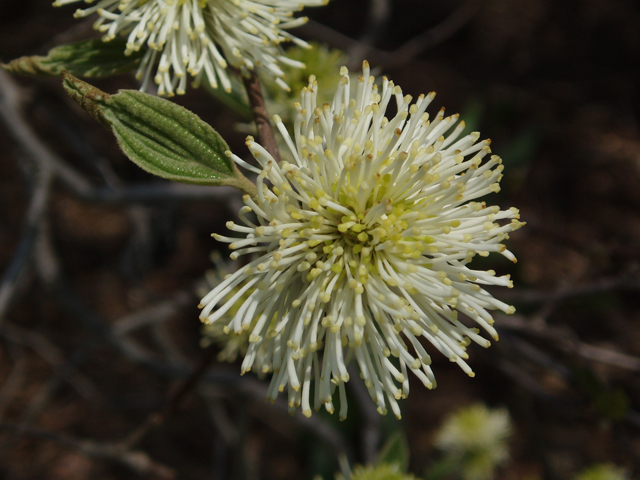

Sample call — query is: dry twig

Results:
[347,0,391,68]
[302,0,481,68]
[120,344,219,449]
[0,323,99,401]
[499,266,640,304]
[497,314,640,372]
[0,421,176,479]
[0,346,28,420]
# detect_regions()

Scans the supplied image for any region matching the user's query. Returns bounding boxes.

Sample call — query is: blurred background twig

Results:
[1,0,639,479]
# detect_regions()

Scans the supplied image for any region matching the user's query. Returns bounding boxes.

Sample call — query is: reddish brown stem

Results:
[242,70,281,163]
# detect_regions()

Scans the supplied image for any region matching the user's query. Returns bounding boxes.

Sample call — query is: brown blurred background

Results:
[0,0,639,479]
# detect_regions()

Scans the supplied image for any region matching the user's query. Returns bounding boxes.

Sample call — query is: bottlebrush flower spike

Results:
[200,61,524,419]
[53,0,328,95]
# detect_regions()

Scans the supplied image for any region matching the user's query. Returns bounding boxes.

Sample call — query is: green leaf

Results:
[499,125,540,169]
[423,457,460,480]
[594,388,630,422]
[574,368,630,422]
[61,72,257,195]
[376,431,410,473]
[3,38,144,78]
[459,97,485,137]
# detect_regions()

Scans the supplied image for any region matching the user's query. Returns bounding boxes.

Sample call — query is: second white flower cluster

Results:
[53,0,328,95]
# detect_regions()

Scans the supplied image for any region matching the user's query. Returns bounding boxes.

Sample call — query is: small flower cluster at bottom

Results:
[200,61,524,419]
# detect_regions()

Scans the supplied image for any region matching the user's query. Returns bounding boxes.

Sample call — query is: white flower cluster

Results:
[200,62,524,419]
[53,0,328,95]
